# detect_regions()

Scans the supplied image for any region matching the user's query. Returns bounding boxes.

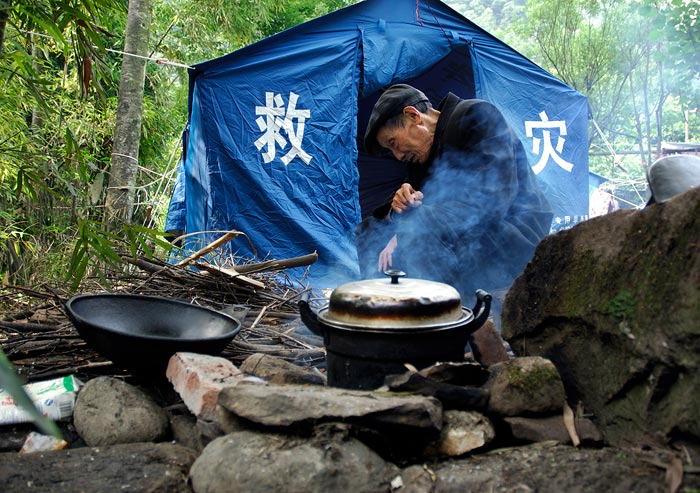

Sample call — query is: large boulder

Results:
[502,187,700,446]
[189,428,399,493]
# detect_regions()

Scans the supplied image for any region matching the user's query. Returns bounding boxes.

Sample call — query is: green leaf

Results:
[0,350,63,440]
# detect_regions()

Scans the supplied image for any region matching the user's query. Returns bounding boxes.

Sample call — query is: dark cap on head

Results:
[363,84,430,156]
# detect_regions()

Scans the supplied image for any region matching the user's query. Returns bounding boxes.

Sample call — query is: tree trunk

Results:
[628,76,645,166]
[641,49,652,165]
[655,58,665,154]
[104,0,153,229]
[0,0,10,55]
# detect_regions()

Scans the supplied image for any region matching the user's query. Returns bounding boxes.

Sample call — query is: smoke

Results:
[356,133,551,309]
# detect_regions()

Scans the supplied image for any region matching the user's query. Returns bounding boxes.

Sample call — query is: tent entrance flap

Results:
[357,42,476,219]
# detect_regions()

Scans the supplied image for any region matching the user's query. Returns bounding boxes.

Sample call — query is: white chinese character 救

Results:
[254,91,313,166]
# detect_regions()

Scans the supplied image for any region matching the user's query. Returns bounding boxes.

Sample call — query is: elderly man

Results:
[358,84,553,323]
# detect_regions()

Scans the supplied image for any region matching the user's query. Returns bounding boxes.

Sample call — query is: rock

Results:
[503,415,604,445]
[194,404,248,448]
[73,376,170,446]
[0,442,196,493]
[467,319,510,366]
[418,361,490,386]
[217,383,443,433]
[215,383,446,463]
[383,371,489,410]
[169,411,201,452]
[432,442,690,493]
[0,424,33,453]
[484,357,566,416]
[424,410,495,457]
[205,404,247,435]
[397,464,436,492]
[189,429,399,493]
[240,352,326,385]
[194,418,225,450]
[502,188,700,446]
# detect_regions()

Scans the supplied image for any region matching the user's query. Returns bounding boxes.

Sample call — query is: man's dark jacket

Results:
[374,93,553,300]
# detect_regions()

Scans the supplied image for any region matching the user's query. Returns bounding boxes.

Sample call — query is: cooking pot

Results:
[299,270,491,389]
[65,293,242,374]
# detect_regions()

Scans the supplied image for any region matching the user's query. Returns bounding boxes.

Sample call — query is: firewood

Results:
[194,262,266,289]
[233,252,318,274]
[176,231,241,267]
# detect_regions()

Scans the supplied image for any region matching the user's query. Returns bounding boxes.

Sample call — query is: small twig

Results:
[5,285,67,300]
[245,309,298,319]
[273,330,315,350]
[25,361,118,381]
[228,340,325,360]
[249,305,268,330]
[176,231,240,267]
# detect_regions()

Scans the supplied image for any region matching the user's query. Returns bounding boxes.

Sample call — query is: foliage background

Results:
[0,0,697,287]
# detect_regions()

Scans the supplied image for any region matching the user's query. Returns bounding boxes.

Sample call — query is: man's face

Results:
[376,109,433,165]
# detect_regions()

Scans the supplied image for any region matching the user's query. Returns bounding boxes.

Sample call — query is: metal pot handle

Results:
[298,291,326,338]
[467,289,492,334]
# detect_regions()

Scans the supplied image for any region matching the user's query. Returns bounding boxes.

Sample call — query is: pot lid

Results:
[319,270,466,329]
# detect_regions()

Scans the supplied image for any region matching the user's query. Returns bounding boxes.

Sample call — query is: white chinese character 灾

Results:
[525,111,574,175]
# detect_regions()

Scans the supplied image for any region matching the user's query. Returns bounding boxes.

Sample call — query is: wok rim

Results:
[65,292,242,342]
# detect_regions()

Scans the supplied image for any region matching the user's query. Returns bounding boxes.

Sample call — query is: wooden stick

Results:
[195,262,266,289]
[229,340,325,359]
[233,252,318,274]
[176,231,240,267]
[0,321,63,332]
[249,305,268,330]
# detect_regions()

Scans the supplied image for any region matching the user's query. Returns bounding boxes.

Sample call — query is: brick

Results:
[166,352,244,419]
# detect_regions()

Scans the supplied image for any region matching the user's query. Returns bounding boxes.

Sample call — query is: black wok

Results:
[65,293,242,373]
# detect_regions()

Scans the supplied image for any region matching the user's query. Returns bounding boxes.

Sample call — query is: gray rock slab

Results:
[0,442,196,493]
[218,383,442,432]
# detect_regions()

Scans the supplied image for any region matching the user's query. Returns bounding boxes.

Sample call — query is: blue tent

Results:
[165,0,589,286]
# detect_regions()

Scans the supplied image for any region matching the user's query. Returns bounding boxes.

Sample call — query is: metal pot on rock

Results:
[299,270,491,390]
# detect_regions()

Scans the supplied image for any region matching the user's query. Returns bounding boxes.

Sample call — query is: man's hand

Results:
[391,183,423,214]
[378,234,398,272]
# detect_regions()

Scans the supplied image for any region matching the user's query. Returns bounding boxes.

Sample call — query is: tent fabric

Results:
[166,0,590,286]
